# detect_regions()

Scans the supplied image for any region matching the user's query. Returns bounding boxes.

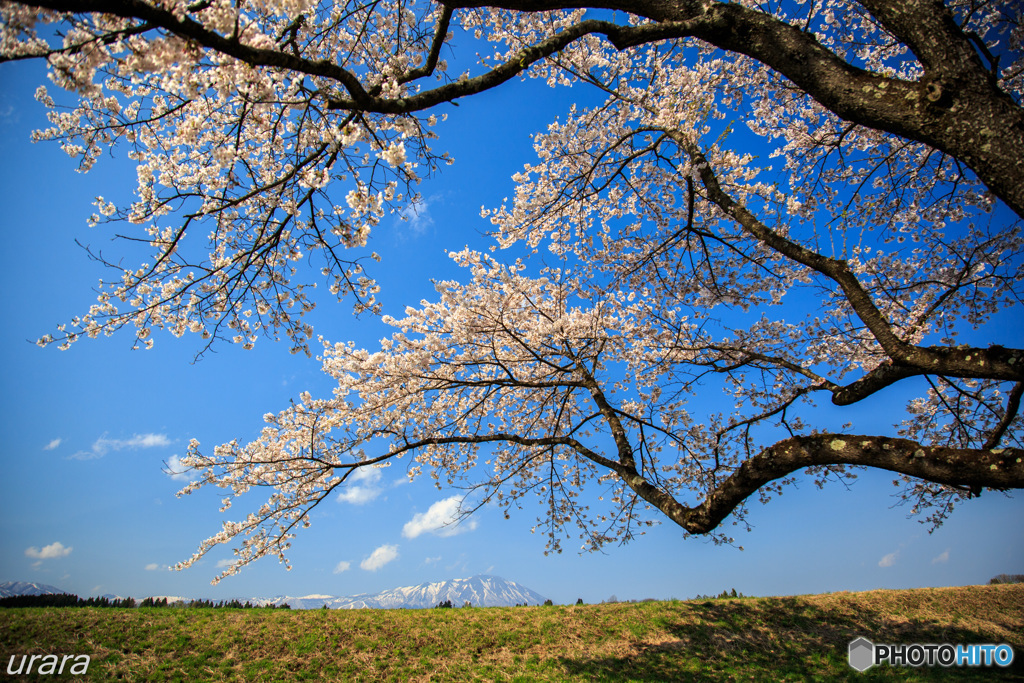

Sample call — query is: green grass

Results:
[1,584,1021,681]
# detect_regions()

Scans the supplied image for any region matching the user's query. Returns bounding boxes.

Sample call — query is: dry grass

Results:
[1,583,1021,681]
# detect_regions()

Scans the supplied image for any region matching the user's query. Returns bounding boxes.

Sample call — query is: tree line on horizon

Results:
[0,594,292,609]
[988,574,1024,585]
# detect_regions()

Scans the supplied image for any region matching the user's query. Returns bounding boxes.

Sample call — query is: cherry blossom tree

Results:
[3,0,1022,581]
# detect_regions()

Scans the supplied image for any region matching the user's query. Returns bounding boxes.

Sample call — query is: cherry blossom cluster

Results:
[6,0,456,355]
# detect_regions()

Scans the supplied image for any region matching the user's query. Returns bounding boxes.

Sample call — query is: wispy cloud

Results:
[423,556,442,565]
[396,198,434,236]
[43,438,62,451]
[878,550,899,568]
[127,434,170,448]
[333,561,351,574]
[25,541,72,561]
[145,563,167,571]
[402,496,478,539]
[215,559,234,569]
[71,433,171,460]
[361,544,399,571]
[164,454,198,482]
[336,467,383,505]
[445,554,468,573]
[931,548,950,564]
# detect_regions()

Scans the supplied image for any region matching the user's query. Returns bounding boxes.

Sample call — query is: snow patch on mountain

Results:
[0,581,67,597]
[257,575,547,609]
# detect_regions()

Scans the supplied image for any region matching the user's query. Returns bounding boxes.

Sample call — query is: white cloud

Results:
[70,450,103,461]
[397,199,434,236]
[360,544,399,571]
[71,433,171,460]
[43,438,61,451]
[336,487,380,505]
[878,551,899,568]
[126,434,171,448]
[402,496,478,539]
[25,541,72,560]
[145,563,164,571]
[333,561,351,574]
[336,467,383,505]
[932,548,950,564]
[215,559,234,568]
[164,454,198,482]
[423,556,442,565]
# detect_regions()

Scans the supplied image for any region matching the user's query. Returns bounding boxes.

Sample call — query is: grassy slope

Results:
[1,584,1021,681]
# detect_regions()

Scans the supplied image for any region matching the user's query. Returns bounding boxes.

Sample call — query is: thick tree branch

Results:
[327,18,642,112]
[397,5,453,86]
[17,0,374,99]
[984,382,1024,449]
[620,434,1024,534]
[832,350,1024,406]
[569,357,637,467]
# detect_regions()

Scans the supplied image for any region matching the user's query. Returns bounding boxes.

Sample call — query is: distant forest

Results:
[0,594,291,609]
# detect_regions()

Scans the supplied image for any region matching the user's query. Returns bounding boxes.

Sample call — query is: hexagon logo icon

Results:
[849,637,875,672]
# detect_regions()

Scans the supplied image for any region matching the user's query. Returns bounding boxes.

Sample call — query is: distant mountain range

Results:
[0,575,547,609]
[252,575,548,609]
[0,581,68,597]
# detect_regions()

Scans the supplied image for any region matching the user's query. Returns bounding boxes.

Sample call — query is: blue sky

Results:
[1,53,1021,606]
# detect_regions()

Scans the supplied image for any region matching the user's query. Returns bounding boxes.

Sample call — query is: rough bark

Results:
[616,434,1024,534]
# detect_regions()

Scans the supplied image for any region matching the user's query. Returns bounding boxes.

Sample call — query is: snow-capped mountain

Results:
[255,575,548,610]
[0,581,67,597]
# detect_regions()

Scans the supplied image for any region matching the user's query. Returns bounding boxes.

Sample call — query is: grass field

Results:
[2,583,1021,681]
